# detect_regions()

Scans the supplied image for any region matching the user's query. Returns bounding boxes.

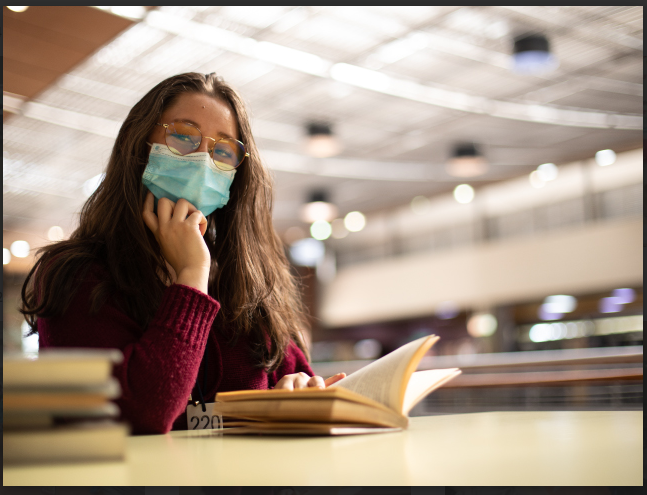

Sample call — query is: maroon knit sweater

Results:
[37,265,314,434]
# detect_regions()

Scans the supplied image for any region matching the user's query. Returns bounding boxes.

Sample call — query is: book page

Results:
[330,335,438,413]
[401,368,462,415]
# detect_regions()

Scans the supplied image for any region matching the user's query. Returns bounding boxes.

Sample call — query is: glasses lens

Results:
[212,139,246,171]
[166,121,201,155]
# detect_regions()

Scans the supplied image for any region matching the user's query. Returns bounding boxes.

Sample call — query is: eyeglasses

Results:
[156,120,249,171]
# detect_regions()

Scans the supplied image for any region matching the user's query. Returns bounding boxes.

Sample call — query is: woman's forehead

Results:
[163,93,239,140]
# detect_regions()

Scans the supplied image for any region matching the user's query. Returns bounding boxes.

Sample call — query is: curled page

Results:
[330,335,437,413]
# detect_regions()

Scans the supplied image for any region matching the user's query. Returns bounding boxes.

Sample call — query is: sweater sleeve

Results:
[38,268,219,434]
[268,340,315,388]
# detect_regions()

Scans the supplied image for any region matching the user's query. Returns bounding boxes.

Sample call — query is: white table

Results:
[3,411,643,486]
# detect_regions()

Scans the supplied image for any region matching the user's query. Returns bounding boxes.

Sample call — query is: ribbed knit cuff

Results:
[153,284,220,347]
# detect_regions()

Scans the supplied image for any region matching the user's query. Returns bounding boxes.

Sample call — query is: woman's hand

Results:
[274,372,346,391]
[142,191,211,294]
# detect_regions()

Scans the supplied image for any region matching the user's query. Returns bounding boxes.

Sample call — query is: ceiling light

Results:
[3,248,11,265]
[330,63,391,92]
[94,6,147,20]
[300,191,338,223]
[595,149,616,167]
[10,240,30,258]
[310,220,332,241]
[289,237,324,267]
[344,211,366,233]
[83,173,106,198]
[6,6,29,13]
[453,184,474,204]
[511,34,559,75]
[23,102,120,138]
[47,226,65,242]
[446,143,488,178]
[305,123,341,158]
[375,31,428,64]
[256,41,328,76]
[536,162,558,182]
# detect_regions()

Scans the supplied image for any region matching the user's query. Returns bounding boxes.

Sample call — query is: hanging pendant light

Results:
[445,142,488,178]
[305,122,341,158]
[512,33,559,75]
[300,190,338,223]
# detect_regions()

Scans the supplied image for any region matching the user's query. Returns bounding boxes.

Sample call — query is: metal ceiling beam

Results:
[143,9,642,130]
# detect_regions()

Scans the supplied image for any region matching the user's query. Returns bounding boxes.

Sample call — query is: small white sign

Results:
[186,402,223,430]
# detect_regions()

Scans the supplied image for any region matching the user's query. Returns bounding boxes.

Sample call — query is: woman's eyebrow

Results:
[176,118,235,139]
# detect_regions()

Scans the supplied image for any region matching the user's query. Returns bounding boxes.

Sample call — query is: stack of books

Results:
[214,335,462,436]
[3,348,129,464]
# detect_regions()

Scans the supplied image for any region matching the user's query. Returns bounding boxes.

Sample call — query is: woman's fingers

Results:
[157,197,176,223]
[142,191,159,234]
[186,211,208,236]
[171,198,191,222]
[275,372,322,390]
[274,375,294,391]
[174,199,208,236]
[324,373,346,387]
[307,375,326,390]
[293,372,311,389]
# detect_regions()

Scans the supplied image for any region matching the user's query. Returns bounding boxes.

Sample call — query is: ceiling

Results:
[3,6,643,271]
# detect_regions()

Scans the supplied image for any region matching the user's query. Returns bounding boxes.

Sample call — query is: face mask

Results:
[142,143,236,217]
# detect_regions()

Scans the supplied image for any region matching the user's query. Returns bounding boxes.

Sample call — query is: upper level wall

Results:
[321,214,642,329]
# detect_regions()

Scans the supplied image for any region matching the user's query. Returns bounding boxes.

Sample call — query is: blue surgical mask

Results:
[142,143,236,217]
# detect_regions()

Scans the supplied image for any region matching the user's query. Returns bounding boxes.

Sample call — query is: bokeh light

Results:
[453,184,474,204]
[529,170,546,189]
[47,226,65,242]
[10,240,30,258]
[467,312,497,337]
[289,237,324,267]
[436,301,460,320]
[537,162,558,182]
[344,211,366,232]
[354,338,382,359]
[595,149,616,166]
[612,288,635,304]
[310,220,332,240]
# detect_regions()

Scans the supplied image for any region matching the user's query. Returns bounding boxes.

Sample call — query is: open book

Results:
[213,335,461,435]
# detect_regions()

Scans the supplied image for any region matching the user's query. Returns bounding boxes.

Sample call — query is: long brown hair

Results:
[21,72,310,370]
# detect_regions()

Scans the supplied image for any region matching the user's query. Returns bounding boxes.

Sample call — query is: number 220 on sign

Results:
[186,402,223,430]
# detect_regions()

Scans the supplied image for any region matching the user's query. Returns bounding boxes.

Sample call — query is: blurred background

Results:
[3,6,643,413]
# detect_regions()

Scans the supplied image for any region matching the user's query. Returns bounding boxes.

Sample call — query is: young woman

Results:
[21,72,344,434]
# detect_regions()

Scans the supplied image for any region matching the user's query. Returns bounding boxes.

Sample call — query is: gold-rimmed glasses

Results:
[156,120,249,171]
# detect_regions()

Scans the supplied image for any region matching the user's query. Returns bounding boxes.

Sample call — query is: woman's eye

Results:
[215,149,233,159]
